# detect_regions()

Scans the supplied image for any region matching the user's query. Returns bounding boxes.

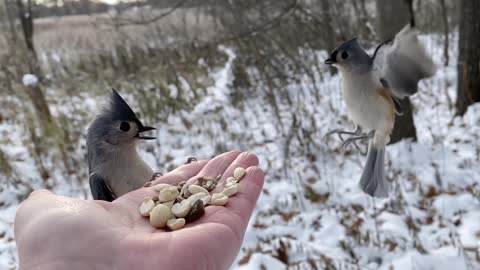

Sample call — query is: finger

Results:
[185,150,242,184]
[16,189,55,220]
[26,189,53,199]
[182,152,260,227]
[211,151,259,193]
[149,160,209,186]
[224,166,264,221]
[14,189,56,236]
[187,166,264,235]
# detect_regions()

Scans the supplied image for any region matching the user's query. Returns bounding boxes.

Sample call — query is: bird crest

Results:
[106,89,142,126]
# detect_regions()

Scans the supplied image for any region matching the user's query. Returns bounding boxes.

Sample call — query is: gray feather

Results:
[359,143,388,197]
[89,173,116,201]
[373,24,436,98]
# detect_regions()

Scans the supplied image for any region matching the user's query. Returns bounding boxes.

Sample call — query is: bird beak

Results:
[324,57,335,65]
[136,125,156,140]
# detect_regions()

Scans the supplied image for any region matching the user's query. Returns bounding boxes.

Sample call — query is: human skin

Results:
[14,151,264,270]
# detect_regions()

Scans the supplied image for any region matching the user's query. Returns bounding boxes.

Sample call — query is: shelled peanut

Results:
[139,167,247,230]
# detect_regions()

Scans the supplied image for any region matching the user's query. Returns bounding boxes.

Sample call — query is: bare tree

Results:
[376,0,417,144]
[319,0,336,74]
[16,0,52,123]
[455,0,480,116]
[439,0,449,66]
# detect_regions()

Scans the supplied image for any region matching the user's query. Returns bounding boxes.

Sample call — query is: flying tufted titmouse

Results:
[324,24,436,197]
[87,89,158,201]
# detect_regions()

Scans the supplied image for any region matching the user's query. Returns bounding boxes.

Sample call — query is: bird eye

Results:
[341,52,349,59]
[119,122,130,132]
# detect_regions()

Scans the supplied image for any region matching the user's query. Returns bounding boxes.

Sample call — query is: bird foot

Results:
[340,131,374,153]
[325,128,360,139]
[185,157,198,164]
[325,126,363,141]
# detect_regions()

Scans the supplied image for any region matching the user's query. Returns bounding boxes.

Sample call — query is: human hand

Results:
[14,151,264,270]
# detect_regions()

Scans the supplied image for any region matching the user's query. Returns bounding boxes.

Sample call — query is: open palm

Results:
[14,151,264,270]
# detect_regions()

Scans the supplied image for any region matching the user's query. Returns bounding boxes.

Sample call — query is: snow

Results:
[21,74,38,87]
[381,250,469,270]
[1,33,480,269]
[236,253,287,270]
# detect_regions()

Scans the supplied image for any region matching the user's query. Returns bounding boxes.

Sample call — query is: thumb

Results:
[27,189,53,199]
[14,189,55,237]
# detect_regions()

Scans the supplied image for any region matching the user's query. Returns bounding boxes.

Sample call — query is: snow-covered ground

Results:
[1,33,479,270]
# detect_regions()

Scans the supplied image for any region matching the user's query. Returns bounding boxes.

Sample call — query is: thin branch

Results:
[213,0,299,44]
[113,0,189,27]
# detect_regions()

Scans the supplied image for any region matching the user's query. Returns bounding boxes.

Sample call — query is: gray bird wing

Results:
[89,173,116,201]
[373,24,436,99]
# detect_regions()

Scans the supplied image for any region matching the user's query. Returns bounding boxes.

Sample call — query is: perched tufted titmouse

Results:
[324,24,436,197]
[87,89,158,201]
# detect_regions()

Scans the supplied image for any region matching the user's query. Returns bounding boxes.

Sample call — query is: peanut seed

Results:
[153,183,173,192]
[225,177,237,187]
[201,195,211,206]
[202,180,214,189]
[210,193,229,206]
[201,176,216,190]
[185,199,205,223]
[222,183,239,197]
[188,184,209,195]
[233,167,246,181]
[159,186,179,202]
[162,199,175,209]
[149,204,171,228]
[180,184,192,198]
[185,192,208,206]
[139,197,156,216]
[177,181,186,191]
[205,176,214,180]
[201,176,214,183]
[202,180,217,191]
[171,202,191,218]
[167,218,186,231]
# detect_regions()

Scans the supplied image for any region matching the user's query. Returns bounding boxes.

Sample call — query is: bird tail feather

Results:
[359,143,388,197]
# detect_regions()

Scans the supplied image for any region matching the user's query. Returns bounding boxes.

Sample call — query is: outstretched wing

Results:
[89,173,116,201]
[373,24,436,99]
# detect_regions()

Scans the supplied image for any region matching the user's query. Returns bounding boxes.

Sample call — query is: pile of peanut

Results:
[139,167,247,230]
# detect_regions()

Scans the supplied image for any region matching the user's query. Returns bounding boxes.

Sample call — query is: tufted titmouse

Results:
[324,24,436,197]
[87,89,158,201]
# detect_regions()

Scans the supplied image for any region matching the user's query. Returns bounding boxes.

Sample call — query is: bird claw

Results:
[325,128,360,139]
[325,126,373,153]
[185,157,198,164]
[339,131,374,151]
[148,172,163,183]
[340,139,358,150]
[325,126,367,147]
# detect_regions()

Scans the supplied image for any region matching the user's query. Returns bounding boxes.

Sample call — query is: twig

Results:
[213,0,299,44]
[114,0,189,27]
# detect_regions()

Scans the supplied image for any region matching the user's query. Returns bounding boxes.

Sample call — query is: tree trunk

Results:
[455,0,480,116]
[319,0,336,75]
[16,0,34,53]
[376,0,417,144]
[16,0,52,123]
[439,0,449,67]
[376,0,411,39]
